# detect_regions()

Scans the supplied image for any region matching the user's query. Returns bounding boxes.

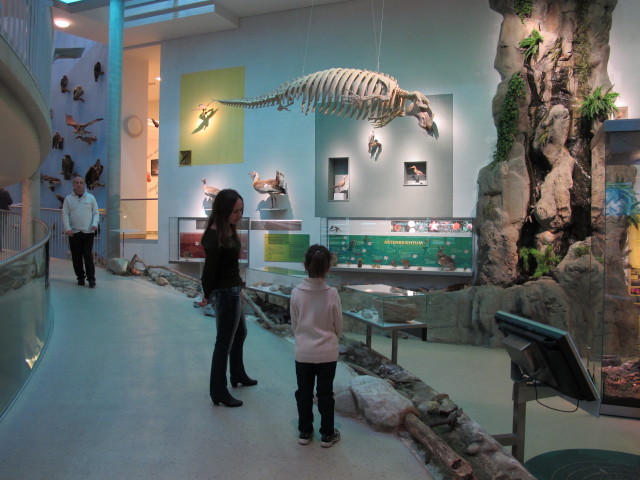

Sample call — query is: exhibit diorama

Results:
[4,0,640,474]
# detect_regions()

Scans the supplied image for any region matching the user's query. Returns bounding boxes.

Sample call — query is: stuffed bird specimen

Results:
[249,171,286,208]
[60,75,70,93]
[66,114,103,135]
[94,61,104,82]
[73,85,85,102]
[85,159,104,190]
[201,178,220,199]
[52,132,64,150]
[40,174,61,191]
[60,154,75,180]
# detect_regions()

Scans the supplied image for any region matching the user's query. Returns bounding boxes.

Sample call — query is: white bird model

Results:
[201,178,220,199]
[249,171,286,208]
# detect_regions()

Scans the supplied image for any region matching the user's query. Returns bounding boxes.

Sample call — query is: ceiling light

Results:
[155,76,161,81]
[54,18,71,28]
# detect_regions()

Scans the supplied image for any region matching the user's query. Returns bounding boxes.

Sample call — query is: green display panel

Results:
[328,234,472,271]
[264,234,310,262]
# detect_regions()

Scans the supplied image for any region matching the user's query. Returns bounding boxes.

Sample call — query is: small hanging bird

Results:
[52,132,64,150]
[150,118,159,128]
[60,75,70,93]
[85,159,104,190]
[76,135,97,145]
[73,85,85,102]
[368,131,382,158]
[60,154,75,180]
[201,178,220,199]
[93,61,104,82]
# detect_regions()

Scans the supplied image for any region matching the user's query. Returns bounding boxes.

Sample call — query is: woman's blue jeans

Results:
[209,286,248,397]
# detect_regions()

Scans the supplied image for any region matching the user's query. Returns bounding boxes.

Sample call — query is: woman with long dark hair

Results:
[201,189,256,407]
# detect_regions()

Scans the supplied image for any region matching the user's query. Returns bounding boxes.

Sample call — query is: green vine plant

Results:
[514,0,533,24]
[519,28,543,61]
[491,72,526,168]
[520,244,561,278]
[579,85,620,121]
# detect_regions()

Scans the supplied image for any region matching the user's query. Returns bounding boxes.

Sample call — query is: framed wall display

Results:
[168,216,249,263]
[404,161,427,186]
[328,157,349,201]
[322,217,473,275]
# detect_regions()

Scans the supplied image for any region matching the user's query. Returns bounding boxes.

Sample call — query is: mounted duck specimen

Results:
[214,68,437,136]
[201,178,220,199]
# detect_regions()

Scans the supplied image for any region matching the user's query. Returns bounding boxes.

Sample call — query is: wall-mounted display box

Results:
[322,217,473,276]
[591,119,640,418]
[168,216,249,264]
[328,157,349,201]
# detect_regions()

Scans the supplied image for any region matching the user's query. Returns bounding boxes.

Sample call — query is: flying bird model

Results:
[66,114,103,135]
[192,106,218,134]
[40,174,61,191]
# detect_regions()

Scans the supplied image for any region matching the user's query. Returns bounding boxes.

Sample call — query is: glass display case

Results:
[340,284,427,326]
[321,217,473,275]
[245,266,341,301]
[168,216,249,264]
[591,119,640,418]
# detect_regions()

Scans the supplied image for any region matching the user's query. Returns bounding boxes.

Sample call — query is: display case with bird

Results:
[408,164,426,184]
[93,61,104,82]
[60,154,75,180]
[436,247,456,271]
[249,171,286,209]
[85,159,104,190]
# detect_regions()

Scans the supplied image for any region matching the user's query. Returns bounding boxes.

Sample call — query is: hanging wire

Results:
[302,0,315,75]
[371,0,385,72]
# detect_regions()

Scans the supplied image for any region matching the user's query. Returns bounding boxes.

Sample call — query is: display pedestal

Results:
[333,192,347,201]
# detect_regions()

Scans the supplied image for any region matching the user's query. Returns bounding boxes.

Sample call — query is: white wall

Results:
[152,0,501,272]
[609,0,640,117]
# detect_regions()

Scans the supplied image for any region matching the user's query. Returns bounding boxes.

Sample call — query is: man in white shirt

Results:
[62,176,99,287]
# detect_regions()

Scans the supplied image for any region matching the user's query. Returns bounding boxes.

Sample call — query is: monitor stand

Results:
[493,381,557,463]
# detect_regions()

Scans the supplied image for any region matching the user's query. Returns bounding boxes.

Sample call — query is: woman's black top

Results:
[201,228,242,299]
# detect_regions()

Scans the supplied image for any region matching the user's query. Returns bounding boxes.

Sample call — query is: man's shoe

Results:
[77,280,85,286]
[298,430,313,445]
[89,281,96,288]
[320,429,340,448]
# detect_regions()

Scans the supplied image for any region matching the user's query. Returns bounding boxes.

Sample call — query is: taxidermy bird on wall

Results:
[52,132,64,150]
[94,62,104,82]
[55,194,65,209]
[66,115,103,135]
[201,178,220,199]
[73,85,85,102]
[213,68,437,137]
[40,174,61,191]
[76,135,98,145]
[85,159,104,190]
[60,154,75,180]
[60,75,70,93]
[249,171,286,208]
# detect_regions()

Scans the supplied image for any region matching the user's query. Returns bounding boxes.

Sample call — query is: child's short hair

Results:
[304,244,331,278]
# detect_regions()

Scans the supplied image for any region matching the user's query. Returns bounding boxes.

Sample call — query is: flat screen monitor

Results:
[494,311,600,403]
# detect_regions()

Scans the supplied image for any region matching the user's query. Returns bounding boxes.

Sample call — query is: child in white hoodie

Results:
[290,244,343,447]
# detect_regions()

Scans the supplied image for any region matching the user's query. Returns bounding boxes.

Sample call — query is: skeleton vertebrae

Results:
[213,68,436,136]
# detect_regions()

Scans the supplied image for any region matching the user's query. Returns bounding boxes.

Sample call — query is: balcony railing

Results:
[0,210,51,419]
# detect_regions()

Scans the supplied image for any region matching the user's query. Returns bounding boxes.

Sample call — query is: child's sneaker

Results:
[320,429,340,448]
[298,430,313,445]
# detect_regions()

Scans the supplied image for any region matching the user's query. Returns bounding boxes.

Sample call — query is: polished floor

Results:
[0,259,638,480]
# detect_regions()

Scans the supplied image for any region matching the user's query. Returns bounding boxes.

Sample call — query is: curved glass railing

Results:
[0,211,52,419]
